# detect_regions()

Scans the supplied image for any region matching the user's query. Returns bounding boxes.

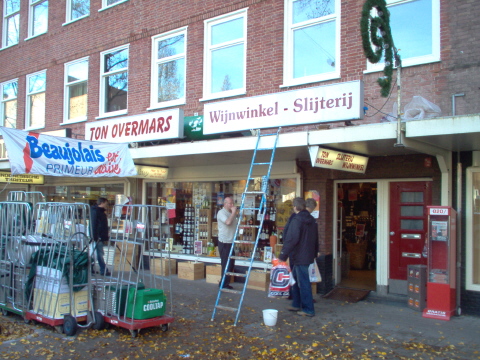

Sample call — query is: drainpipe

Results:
[456,155,462,315]
[452,93,465,116]
[394,52,403,148]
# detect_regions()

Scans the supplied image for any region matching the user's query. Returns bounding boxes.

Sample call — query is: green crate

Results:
[125,288,166,320]
[106,282,145,316]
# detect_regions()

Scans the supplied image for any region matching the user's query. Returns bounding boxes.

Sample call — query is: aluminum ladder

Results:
[211,128,281,326]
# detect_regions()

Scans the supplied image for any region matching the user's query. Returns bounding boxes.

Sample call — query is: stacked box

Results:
[247,270,270,291]
[407,264,427,311]
[33,288,89,319]
[150,258,177,276]
[205,265,233,284]
[178,261,204,280]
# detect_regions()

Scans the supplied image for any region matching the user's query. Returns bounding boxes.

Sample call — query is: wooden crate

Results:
[247,270,270,291]
[178,261,205,280]
[150,258,177,276]
[112,242,137,272]
[205,265,233,284]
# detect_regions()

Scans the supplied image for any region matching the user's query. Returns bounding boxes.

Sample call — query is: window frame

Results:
[1,79,18,128]
[99,44,129,118]
[2,0,21,48]
[25,70,46,130]
[150,27,187,110]
[63,57,89,124]
[365,0,440,73]
[282,0,341,87]
[99,0,128,11]
[201,8,248,101]
[466,167,480,291]
[65,0,89,24]
[28,0,48,39]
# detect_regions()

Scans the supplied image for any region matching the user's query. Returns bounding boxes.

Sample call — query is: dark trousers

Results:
[218,241,235,287]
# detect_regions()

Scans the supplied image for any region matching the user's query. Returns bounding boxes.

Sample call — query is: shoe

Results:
[287,306,300,312]
[297,311,314,317]
[222,285,233,290]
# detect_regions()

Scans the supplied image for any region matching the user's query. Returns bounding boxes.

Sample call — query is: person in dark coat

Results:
[279,197,318,317]
[91,197,110,276]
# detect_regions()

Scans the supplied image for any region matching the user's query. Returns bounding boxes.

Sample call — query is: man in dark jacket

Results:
[279,197,318,317]
[91,197,110,276]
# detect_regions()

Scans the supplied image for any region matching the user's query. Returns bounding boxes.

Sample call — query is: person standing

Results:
[91,197,111,276]
[279,197,318,317]
[217,197,237,289]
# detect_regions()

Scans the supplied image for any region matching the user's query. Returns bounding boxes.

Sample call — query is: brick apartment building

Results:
[0,0,480,317]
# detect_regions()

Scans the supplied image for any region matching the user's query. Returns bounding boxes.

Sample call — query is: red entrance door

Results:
[389,181,432,280]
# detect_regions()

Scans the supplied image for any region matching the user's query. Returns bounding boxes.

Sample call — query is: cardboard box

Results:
[247,270,270,291]
[150,258,177,276]
[311,282,317,295]
[33,288,89,319]
[111,242,137,271]
[205,265,233,284]
[178,261,205,280]
[35,266,70,293]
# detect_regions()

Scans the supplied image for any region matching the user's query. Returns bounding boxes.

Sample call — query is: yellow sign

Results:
[134,165,168,179]
[0,172,44,184]
[310,146,368,174]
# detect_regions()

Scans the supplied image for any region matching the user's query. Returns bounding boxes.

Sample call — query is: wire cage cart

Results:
[24,202,98,336]
[95,203,174,337]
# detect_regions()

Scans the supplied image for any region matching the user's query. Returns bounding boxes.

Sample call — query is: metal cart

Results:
[24,202,98,336]
[95,203,174,337]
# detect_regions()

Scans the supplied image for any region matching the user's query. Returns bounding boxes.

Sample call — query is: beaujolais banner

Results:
[0,127,137,177]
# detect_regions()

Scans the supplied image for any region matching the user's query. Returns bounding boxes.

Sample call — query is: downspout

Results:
[394,52,403,148]
[456,154,462,315]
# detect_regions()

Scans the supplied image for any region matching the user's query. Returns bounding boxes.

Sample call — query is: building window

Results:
[151,28,186,109]
[28,0,48,38]
[203,9,247,100]
[101,0,128,10]
[283,0,340,87]
[64,58,88,123]
[100,45,128,116]
[2,0,20,47]
[66,0,89,23]
[366,0,440,71]
[1,79,18,128]
[26,70,46,129]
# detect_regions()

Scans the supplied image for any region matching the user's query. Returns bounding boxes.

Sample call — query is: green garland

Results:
[360,0,395,97]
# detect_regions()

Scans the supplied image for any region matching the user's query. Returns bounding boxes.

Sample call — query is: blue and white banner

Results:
[0,127,137,177]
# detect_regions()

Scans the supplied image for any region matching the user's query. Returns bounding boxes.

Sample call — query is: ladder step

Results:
[220,288,242,294]
[215,305,238,312]
[252,162,271,165]
[233,240,256,244]
[226,271,247,277]
[243,191,267,195]
[229,256,252,261]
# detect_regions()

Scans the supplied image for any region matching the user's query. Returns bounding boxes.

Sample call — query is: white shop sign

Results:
[85,109,184,143]
[133,165,168,179]
[203,81,364,135]
[309,146,368,174]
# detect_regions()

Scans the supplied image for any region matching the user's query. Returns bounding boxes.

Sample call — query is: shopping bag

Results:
[268,256,291,298]
[308,260,322,282]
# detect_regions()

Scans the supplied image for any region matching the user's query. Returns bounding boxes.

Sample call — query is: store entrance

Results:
[337,182,377,291]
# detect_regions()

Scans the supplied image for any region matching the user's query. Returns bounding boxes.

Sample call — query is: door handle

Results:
[390,231,395,236]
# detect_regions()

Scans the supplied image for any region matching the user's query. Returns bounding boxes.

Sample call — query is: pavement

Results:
[1,274,479,359]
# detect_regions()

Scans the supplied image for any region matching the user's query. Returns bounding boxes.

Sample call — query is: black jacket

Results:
[279,210,318,265]
[91,204,109,242]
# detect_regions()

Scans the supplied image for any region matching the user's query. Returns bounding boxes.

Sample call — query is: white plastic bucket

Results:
[263,309,278,326]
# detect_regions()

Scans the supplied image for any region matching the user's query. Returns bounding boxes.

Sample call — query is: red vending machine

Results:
[422,206,457,321]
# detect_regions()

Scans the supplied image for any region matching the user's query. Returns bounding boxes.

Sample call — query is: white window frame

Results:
[282,0,341,87]
[99,0,128,11]
[1,79,18,128]
[201,9,247,101]
[25,70,46,130]
[150,27,187,110]
[2,0,20,48]
[63,57,89,124]
[365,0,440,73]
[28,0,48,39]
[99,44,129,118]
[466,167,480,291]
[65,0,89,24]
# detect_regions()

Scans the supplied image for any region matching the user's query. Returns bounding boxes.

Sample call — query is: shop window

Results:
[283,0,340,87]
[467,169,480,290]
[28,0,48,38]
[99,45,129,116]
[66,0,89,23]
[36,184,125,206]
[2,0,20,48]
[26,70,46,130]
[202,9,247,101]
[151,28,186,109]
[64,57,88,123]
[1,79,17,128]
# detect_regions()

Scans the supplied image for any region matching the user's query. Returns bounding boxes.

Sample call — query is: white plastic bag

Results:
[308,261,322,283]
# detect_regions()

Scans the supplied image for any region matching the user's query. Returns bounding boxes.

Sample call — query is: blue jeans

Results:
[93,240,106,274]
[291,265,315,316]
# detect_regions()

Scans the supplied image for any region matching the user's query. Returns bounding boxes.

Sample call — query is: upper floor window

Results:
[64,58,88,123]
[203,9,247,100]
[1,79,18,128]
[151,28,186,109]
[100,45,128,116]
[29,0,48,38]
[283,0,340,87]
[2,0,20,47]
[101,0,128,10]
[67,0,89,23]
[26,70,46,129]
[366,0,440,71]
